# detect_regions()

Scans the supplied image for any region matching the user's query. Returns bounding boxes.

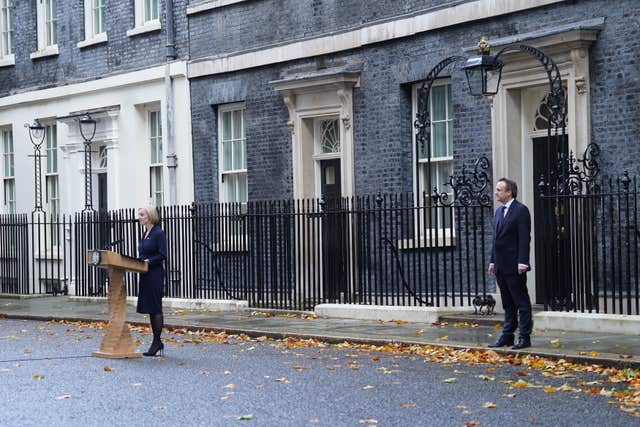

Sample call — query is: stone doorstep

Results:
[69,296,249,312]
[533,311,640,336]
[314,303,470,324]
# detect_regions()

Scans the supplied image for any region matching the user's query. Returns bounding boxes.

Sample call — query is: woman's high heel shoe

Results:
[143,341,164,357]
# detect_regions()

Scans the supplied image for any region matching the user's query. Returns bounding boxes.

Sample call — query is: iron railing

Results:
[541,174,640,315]
[0,212,71,295]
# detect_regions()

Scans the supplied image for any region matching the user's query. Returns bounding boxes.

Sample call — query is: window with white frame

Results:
[130,0,160,34]
[413,80,454,231]
[36,0,57,50]
[149,110,163,207]
[82,0,105,41]
[0,0,13,60]
[218,104,247,204]
[1,128,15,214]
[45,124,59,218]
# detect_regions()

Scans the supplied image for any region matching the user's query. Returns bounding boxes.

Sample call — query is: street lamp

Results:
[25,120,46,212]
[462,36,503,97]
[79,113,97,212]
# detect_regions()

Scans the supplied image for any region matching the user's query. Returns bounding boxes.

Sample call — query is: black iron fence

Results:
[540,173,640,315]
[3,168,637,315]
[0,212,71,295]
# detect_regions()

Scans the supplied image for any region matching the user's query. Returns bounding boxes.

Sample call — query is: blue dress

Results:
[137,225,167,314]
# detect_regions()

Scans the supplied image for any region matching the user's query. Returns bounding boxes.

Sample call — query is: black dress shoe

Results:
[512,338,531,350]
[488,335,514,348]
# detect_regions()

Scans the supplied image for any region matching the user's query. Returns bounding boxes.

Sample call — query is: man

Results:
[488,178,532,350]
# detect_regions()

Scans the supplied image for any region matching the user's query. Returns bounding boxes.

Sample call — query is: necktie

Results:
[496,206,505,233]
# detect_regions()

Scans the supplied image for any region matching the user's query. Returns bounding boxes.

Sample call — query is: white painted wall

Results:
[0,62,194,215]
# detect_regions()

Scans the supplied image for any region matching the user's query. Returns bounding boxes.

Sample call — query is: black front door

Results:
[532,135,568,304]
[319,159,348,301]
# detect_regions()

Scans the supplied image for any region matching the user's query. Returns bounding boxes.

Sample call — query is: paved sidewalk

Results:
[1,295,639,368]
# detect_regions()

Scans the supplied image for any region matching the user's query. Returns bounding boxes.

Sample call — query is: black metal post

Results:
[25,120,46,213]
[83,140,94,211]
[79,113,97,212]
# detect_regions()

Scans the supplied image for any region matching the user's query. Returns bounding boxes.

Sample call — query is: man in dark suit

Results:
[488,178,532,350]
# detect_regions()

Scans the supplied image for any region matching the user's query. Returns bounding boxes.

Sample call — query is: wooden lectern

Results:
[87,249,148,359]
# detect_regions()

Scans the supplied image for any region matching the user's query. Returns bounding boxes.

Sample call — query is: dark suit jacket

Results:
[490,199,531,276]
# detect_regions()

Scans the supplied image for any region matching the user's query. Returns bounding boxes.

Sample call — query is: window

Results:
[79,0,106,46]
[218,104,247,204]
[45,124,59,217]
[128,0,161,36]
[144,0,159,22]
[0,0,13,60]
[412,80,454,236]
[2,128,15,214]
[41,0,57,48]
[149,110,163,207]
[32,0,58,58]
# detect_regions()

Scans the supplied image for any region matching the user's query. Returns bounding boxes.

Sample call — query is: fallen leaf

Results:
[362,385,376,390]
[502,393,516,398]
[33,374,44,380]
[55,395,71,400]
[619,354,633,359]
[274,377,290,383]
[223,384,236,389]
[456,404,468,409]
[465,421,482,427]
[103,366,112,372]
[400,403,416,408]
[477,375,495,381]
[238,414,255,420]
[443,378,457,383]
[482,402,497,409]
[292,365,306,371]
[550,339,562,349]
[543,386,557,393]
[359,419,378,425]
[415,329,425,336]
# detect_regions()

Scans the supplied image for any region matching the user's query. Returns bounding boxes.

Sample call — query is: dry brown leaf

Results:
[103,366,112,372]
[400,403,416,408]
[482,402,497,409]
[359,419,378,425]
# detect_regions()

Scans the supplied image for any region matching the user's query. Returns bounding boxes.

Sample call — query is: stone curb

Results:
[1,311,638,370]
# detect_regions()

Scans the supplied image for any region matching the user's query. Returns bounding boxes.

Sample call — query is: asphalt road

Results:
[0,319,635,427]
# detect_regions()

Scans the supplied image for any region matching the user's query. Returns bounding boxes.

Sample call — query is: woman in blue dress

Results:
[137,205,167,356]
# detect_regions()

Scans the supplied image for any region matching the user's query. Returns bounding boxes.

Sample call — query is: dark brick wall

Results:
[188,0,454,59]
[0,0,190,96]
[189,0,640,203]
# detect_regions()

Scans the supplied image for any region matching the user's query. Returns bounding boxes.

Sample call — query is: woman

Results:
[137,205,167,357]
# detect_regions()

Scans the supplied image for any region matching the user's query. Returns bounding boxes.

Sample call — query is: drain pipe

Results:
[164,0,177,205]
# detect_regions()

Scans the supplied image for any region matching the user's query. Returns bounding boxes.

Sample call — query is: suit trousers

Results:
[496,272,532,339]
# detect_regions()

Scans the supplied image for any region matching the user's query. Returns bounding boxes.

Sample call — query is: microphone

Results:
[103,239,124,250]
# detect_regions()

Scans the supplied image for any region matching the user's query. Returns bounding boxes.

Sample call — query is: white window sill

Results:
[127,20,161,37]
[77,33,108,49]
[30,45,59,60]
[0,54,15,67]
[187,0,249,15]
[397,235,456,249]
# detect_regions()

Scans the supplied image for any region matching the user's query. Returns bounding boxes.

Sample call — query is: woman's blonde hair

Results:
[140,205,160,225]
